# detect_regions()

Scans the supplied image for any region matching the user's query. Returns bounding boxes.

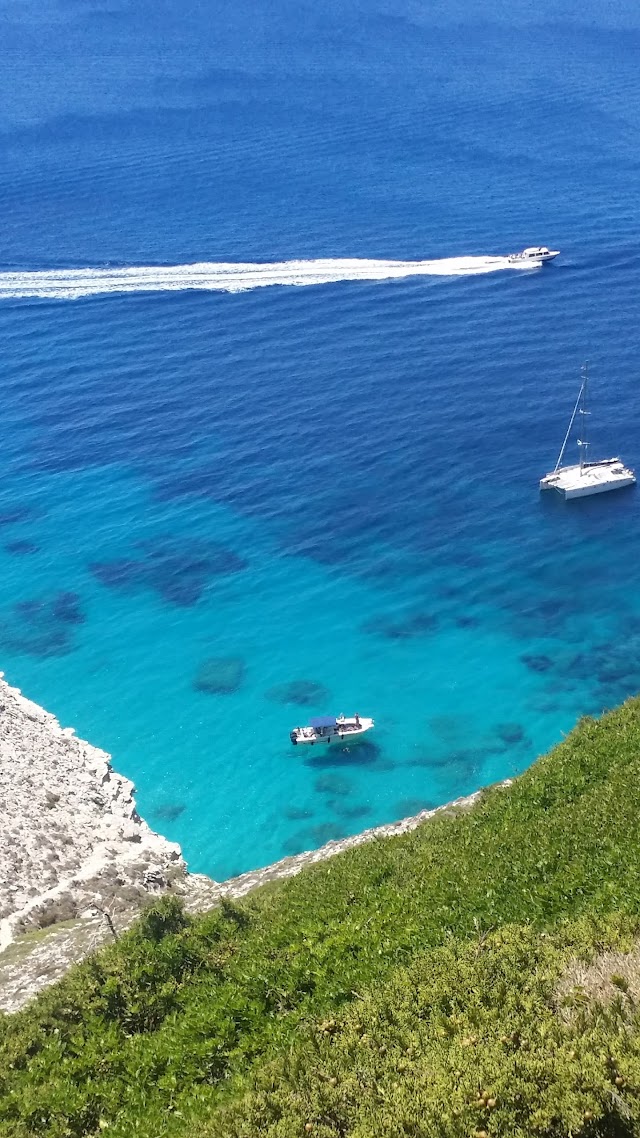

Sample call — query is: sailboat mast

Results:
[578,361,589,473]
[554,378,584,473]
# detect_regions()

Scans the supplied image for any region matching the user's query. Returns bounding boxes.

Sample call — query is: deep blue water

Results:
[1,0,640,878]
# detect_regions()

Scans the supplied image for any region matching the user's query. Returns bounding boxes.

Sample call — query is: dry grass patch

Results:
[555,939,640,1019]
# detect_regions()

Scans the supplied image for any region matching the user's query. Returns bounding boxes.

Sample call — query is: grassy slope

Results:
[3,701,640,1136]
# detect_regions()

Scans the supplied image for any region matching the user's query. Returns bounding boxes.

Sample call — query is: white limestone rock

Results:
[0,675,188,950]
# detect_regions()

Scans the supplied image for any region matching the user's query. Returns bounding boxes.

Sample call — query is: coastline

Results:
[0,673,505,1011]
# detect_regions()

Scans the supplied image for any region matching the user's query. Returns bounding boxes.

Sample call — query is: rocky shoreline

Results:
[0,674,501,1012]
[0,674,190,948]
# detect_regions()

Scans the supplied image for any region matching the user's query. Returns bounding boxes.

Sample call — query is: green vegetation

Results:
[4,700,640,1136]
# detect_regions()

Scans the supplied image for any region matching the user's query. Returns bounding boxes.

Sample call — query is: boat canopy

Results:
[309,716,337,728]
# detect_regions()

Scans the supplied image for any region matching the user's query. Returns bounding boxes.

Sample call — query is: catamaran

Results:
[539,364,635,499]
[290,714,374,746]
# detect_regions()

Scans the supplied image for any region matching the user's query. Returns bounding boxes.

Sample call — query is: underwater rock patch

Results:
[314,773,354,797]
[0,506,40,528]
[51,592,85,625]
[282,822,348,856]
[193,656,245,695]
[454,614,479,629]
[427,714,475,744]
[403,752,438,769]
[90,536,248,608]
[494,721,526,746]
[303,739,385,769]
[520,653,554,673]
[0,592,86,658]
[4,540,39,556]
[265,680,330,706]
[361,610,439,640]
[283,806,314,822]
[327,800,371,820]
[152,803,186,822]
[89,559,141,591]
[137,537,248,606]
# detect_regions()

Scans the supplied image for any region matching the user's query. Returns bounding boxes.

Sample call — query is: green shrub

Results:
[4,700,640,1135]
[210,918,640,1138]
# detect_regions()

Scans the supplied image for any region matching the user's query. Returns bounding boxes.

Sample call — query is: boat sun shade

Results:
[309,716,337,728]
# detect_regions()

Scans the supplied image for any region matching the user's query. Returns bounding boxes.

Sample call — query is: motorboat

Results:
[508,246,559,265]
[540,363,635,499]
[290,713,374,746]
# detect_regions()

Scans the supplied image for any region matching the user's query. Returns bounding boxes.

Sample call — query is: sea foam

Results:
[0,255,528,301]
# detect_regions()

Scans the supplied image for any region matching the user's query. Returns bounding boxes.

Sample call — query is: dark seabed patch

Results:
[403,752,438,769]
[505,592,583,639]
[594,645,640,686]
[303,739,386,769]
[282,822,348,856]
[51,592,85,625]
[153,803,186,822]
[314,773,354,797]
[328,799,371,820]
[283,805,314,821]
[0,591,86,658]
[265,680,330,706]
[428,748,487,792]
[89,536,248,607]
[427,714,477,745]
[0,506,42,528]
[89,559,141,591]
[193,656,245,695]
[361,610,439,640]
[493,721,526,746]
[4,539,39,556]
[520,653,554,674]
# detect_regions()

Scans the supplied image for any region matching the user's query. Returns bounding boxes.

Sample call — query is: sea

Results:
[1,0,640,880]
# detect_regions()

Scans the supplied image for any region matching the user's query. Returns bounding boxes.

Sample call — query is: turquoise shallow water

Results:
[1,0,640,878]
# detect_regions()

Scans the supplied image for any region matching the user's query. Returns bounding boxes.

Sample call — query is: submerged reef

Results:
[265,680,330,706]
[283,822,348,856]
[304,739,387,769]
[361,609,439,640]
[51,592,85,625]
[0,591,86,658]
[494,721,526,746]
[90,536,248,607]
[521,653,554,673]
[328,800,371,820]
[193,656,245,695]
[427,713,476,744]
[314,773,354,797]
[0,506,41,528]
[283,805,314,821]
[152,803,186,822]
[4,540,39,556]
[454,614,479,628]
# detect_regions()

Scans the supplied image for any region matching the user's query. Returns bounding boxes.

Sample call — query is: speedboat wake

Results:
[0,254,526,301]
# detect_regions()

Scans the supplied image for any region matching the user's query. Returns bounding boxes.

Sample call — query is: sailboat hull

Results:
[540,460,636,499]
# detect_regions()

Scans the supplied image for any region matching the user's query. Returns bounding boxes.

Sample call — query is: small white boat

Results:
[508,245,560,265]
[290,714,374,746]
[540,363,635,499]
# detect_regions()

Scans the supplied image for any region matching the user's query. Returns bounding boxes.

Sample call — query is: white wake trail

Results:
[0,255,522,300]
